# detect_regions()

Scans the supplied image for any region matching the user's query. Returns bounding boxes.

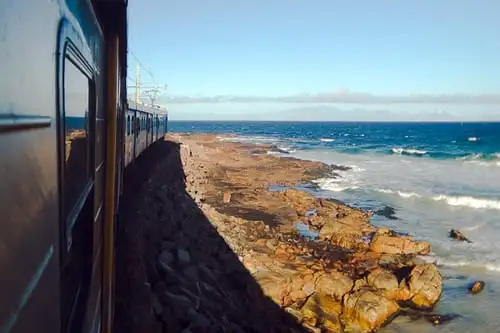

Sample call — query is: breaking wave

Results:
[432,194,500,211]
[376,188,500,211]
[390,147,427,156]
[312,177,359,192]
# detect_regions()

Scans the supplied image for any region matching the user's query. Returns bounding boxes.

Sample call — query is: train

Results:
[0,1,167,333]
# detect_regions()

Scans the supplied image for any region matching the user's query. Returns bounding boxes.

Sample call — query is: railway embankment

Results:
[114,133,444,333]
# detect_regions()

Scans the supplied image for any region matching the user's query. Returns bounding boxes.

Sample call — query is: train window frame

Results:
[58,37,96,253]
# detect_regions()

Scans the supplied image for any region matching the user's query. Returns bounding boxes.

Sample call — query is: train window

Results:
[127,115,130,135]
[63,56,92,221]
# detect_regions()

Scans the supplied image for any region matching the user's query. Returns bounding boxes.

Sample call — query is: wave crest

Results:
[391,147,427,156]
[432,194,500,210]
[312,178,359,192]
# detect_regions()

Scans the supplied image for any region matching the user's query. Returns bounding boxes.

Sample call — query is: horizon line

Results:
[169,119,500,123]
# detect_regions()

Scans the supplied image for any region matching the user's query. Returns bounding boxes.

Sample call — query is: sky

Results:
[128,0,500,121]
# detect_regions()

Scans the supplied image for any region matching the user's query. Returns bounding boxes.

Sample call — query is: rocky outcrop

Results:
[407,264,443,309]
[129,134,445,333]
[301,294,342,331]
[315,271,354,301]
[370,233,431,255]
[342,290,400,332]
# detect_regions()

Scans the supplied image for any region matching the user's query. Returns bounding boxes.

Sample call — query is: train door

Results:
[149,114,154,144]
[146,114,150,146]
[155,115,159,141]
[124,109,135,166]
[163,115,168,136]
[133,110,138,158]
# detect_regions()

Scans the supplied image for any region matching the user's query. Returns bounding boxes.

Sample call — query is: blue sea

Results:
[170,121,500,333]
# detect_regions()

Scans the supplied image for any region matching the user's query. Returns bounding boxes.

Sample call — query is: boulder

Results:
[469,280,485,294]
[319,218,364,249]
[366,268,412,302]
[342,290,399,332]
[370,234,431,255]
[301,293,342,331]
[315,271,354,301]
[449,229,471,243]
[375,206,398,220]
[367,268,398,291]
[408,264,442,309]
[253,269,304,306]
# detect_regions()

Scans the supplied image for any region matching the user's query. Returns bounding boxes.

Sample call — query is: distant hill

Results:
[168,105,500,122]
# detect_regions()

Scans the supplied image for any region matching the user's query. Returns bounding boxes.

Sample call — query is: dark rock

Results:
[182,265,199,281]
[177,248,191,265]
[375,206,399,220]
[164,291,192,319]
[158,250,175,268]
[400,309,460,326]
[449,229,472,243]
[424,313,459,325]
[469,280,485,294]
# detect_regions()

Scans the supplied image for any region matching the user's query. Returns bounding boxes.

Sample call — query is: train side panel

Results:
[0,1,63,333]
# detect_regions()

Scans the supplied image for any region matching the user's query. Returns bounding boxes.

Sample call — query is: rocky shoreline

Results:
[122,133,447,333]
[166,133,445,332]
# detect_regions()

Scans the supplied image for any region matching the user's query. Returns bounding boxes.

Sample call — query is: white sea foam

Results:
[468,136,479,142]
[432,194,500,210]
[312,177,359,192]
[375,188,422,198]
[319,138,335,142]
[423,257,500,273]
[391,147,427,155]
[376,188,500,210]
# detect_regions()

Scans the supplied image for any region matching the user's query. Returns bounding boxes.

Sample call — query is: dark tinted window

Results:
[64,57,92,219]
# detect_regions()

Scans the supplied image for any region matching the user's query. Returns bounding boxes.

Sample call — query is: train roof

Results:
[127,99,168,115]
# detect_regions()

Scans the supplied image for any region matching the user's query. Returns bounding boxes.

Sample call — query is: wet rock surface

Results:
[114,134,444,333]
[469,280,485,294]
[375,206,399,220]
[449,229,472,243]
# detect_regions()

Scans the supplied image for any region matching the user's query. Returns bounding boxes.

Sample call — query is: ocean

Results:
[170,120,500,333]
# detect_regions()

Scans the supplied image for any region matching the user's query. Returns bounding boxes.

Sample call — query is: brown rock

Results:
[285,307,304,323]
[408,264,442,309]
[319,219,365,249]
[223,192,232,203]
[315,271,354,301]
[301,293,342,331]
[255,238,267,246]
[370,234,431,255]
[367,268,399,291]
[254,269,298,306]
[353,278,368,292]
[342,290,399,333]
[302,282,315,297]
[469,280,485,294]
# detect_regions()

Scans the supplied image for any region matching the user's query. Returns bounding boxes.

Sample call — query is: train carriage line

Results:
[0,0,167,332]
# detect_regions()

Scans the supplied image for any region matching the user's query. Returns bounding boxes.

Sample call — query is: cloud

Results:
[158,90,500,104]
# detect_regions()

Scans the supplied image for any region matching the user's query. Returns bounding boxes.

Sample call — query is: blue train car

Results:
[0,1,167,333]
